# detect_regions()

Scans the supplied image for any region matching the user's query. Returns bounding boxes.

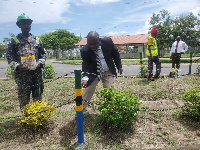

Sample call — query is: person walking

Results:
[6,13,46,111]
[80,31,123,112]
[146,27,161,81]
[170,36,188,69]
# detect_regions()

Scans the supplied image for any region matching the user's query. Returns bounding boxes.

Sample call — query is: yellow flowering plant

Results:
[18,100,57,128]
[171,68,179,75]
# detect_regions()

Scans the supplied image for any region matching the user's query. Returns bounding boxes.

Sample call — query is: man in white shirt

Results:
[170,36,188,69]
[194,39,200,62]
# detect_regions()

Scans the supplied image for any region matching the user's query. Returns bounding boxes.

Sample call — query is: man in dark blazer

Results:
[80,31,123,112]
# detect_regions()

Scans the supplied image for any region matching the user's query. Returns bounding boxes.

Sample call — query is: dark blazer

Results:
[80,37,122,86]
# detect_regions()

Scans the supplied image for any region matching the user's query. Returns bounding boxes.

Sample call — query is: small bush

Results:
[196,65,200,74]
[182,86,200,120]
[18,100,57,128]
[5,66,14,79]
[43,64,57,79]
[139,65,148,78]
[97,86,140,128]
[171,68,179,77]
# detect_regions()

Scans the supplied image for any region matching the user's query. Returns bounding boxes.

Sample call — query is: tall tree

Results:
[3,37,11,45]
[149,10,200,57]
[40,30,80,59]
[0,43,8,55]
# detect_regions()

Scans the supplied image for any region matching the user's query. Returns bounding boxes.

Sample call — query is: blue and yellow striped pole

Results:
[74,69,84,144]
[140,52,143,77]
[189,52,193,75]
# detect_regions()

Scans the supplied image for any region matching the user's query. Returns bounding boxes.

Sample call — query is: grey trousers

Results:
[82,70,114,109]
[148,55,161,78]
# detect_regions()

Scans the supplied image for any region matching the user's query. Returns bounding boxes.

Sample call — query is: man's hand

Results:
[118,68,123,75]
[150,54,154,60]
[82,80,88,88]
[36,62,42,68]
[17,64,28,71]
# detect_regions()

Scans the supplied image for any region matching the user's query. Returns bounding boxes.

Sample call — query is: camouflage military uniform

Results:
[7,33,46,110]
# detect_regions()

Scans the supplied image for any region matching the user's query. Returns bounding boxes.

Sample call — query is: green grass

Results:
[0,75,200,149]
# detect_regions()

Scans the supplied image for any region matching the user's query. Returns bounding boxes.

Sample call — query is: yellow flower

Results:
[17,100,57,128]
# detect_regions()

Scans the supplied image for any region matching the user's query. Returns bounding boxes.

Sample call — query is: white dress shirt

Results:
[82,46,109,81]
[170,40,188,56]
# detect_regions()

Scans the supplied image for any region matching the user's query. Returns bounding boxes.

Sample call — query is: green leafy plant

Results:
[5,66,14,79]
[139,65,148,78]
[18,100,57,128]
[43,64,57,79]
[196,65,200,74]
[97,86,140,128]
[182,86,200,120]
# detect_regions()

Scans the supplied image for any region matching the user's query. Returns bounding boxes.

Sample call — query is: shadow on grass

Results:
[178,114,200,132]
[59,113,136,149]
[59,117,78,148]
[0,118,54,144]
[84,113,135,147]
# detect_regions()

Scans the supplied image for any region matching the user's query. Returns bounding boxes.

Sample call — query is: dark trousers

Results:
[171,53,181,69]
[14,68,44,110]
[148,55,161,78]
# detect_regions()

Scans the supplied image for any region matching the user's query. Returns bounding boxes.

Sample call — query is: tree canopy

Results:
[149,10,200,48]
[0,44,8,54]
[39,30,80,50]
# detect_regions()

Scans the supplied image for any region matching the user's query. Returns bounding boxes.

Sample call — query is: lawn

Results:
[0,74,200,149]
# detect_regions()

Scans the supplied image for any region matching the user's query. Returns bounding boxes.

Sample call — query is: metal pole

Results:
[140,52,143,77]
[74,69,84,145]
[189,52,193,75]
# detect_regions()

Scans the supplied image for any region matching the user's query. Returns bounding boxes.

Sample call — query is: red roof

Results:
[76,34,149,46]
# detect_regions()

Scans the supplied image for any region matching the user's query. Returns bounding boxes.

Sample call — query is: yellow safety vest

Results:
[146,35,158,56]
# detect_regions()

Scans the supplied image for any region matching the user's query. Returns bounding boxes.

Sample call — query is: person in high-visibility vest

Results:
[6,13,47,111]
[146,27,161,81]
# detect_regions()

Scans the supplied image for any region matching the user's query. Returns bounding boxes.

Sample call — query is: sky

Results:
[0,0,200,44]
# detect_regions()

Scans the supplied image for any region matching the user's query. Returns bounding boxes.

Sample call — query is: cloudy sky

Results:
[0,0,199,43]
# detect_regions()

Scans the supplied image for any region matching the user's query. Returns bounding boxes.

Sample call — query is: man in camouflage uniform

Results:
[6,13,46,111]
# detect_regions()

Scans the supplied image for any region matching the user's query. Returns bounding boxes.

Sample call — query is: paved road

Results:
[0,59,199,78]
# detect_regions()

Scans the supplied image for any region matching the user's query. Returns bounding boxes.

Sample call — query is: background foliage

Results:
[39,30,80,58]
[149,10,200,57]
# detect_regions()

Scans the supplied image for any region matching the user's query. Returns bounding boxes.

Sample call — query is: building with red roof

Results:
[76,34,149,58]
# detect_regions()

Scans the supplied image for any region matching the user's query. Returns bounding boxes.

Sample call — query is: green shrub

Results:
[139,65,148,78]
[5,66,14,79]
[43,64,57,79]
[182,86,200,120]
[196,65,200,74]
[97,86,140,128]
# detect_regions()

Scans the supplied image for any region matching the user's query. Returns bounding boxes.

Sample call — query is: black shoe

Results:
[148,77,155,81]
[154,76,160,79]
